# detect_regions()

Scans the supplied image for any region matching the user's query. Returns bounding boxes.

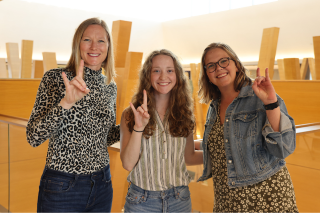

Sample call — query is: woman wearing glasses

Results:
[197,42,298,212]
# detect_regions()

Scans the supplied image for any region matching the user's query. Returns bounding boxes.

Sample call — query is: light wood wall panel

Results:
[114,67,125,124]
[283,58,300,80]
[276,59,286,80]
[33,60,44,78]
[0,79,41,119]
[0,58,7,78]
[272,81,320,125]
[308,58,316,80]
[112,20,132,68]
[313,36,320,80]
[0,122,9,210]
[9,124,47,212]
[118,52,143,122]
[6,43,21,78]
[42,52,57,72]
[21,40,33,79]
[258,27,280,78]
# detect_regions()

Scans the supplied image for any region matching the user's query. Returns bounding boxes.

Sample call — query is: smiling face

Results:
[204,48,238,91]
[80,24,109,70]
[150,54,177,97]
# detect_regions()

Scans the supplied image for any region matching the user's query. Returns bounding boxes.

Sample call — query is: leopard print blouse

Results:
[26,67,120,174]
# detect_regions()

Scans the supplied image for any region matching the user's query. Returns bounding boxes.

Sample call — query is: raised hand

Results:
[60,60,90,109]
[129,90,150,132]
[252,68,277,105]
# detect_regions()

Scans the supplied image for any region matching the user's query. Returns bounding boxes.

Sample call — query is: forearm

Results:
[265,107,280,132]
[185,150,203,166]
[120,131,143,171]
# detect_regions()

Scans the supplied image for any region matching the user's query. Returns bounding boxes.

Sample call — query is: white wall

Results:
[0,0,164,63]
[162,0,320,64]
[1,0,320,65]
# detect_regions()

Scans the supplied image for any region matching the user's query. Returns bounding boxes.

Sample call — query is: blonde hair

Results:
[126,49,195,138]
[66,17,115,84]
[198,42,252,104]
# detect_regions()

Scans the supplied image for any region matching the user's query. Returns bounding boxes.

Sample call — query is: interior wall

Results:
[162,0,320,64]
[0,0,164,63]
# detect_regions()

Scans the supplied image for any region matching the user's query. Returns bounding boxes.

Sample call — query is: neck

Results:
[154,92,170,115]
[220,87,240,104]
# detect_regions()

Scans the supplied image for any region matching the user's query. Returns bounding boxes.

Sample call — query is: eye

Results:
[153,69,160,73]
[83,38,90,41]
[168,69,174,73]
[207,64,214,69]
[98,40,105,43]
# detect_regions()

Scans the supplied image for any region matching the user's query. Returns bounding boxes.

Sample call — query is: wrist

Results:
[133,125,145,132]
[59,98,73,110]
[264,100,279,110]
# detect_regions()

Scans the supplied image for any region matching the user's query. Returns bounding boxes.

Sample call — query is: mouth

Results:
[216,72,228,79]
[88,53,100,57]
[158,82,170,86]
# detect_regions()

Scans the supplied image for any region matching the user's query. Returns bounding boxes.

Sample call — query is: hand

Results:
[60,60,90,109]
[252,68,277,105]
[129,90,150,131]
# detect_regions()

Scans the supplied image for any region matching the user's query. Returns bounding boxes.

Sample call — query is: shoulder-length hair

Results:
[65,17,115,84]
[126,49,195,138]
[198,42,252,104]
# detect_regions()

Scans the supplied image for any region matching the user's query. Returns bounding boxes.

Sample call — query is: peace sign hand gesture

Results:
[130,90,150,132]
[252,68,277,105]
[60,60,90,109]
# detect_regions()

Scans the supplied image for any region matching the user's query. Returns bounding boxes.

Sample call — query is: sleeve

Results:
[26,71,68,147]
[106,88,120,147]
[262,95,296,159]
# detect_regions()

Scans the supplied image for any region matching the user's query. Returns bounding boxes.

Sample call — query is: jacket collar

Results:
[210,85,254,107]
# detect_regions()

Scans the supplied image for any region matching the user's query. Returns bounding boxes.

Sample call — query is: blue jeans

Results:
[124,183,191,213]
[37,165,113,212]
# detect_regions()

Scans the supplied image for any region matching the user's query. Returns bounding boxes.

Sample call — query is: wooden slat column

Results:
[32,60,44,78]
[42,52,57,72]
[313,36,320,80]
[283,58,300,80]
[258,27,280,78]
[6,43,21,78]
[21,40,33,78]
[0,58,7,78]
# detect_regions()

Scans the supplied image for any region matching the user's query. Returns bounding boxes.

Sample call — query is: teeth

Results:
[159,83,169,85]
[217,73,227,78]
[89,54,99,56]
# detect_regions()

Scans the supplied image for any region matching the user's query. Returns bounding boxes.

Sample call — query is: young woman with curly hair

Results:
[120,49,203,212]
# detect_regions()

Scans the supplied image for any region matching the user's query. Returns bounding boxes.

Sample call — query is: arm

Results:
[107,102,120,147]
[252,68,295,158]
[120,90,150,171]
[184,133,203,166]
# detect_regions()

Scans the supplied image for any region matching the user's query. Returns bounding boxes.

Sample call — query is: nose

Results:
[90,41,98,50]
[159,71,166,80]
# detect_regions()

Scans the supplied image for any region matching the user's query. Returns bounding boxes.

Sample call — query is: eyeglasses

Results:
[204,57,235,73]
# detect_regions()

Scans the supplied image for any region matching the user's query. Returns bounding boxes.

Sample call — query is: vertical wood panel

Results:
[119,52,143,118]
[308,58,316,80]
[0,58,7,78]
[258,27,280,78]
[300,58,309,79]
[277,59,285,80]
[283,58,300,80]
[112,20,132,68]
[114,67,125,124]
[33,60,44,78]
[6,43,21,78]
[0,122,9,210]
[313,36,320,80]
[42,52,57,72]
[21,40,33,79]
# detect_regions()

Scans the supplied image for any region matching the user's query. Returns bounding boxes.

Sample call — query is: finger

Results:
[73,75,87,91]
[141,90,148,112]
[143,112,150,119]
[129,102,138,114]
[256,67,260,78]
[265,68,270,80]
[61,72,70,89]
[77,60,84,78]
[137,106,145,114]
[70,78,86,92]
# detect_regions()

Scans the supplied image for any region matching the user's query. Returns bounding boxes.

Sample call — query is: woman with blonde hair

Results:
[197,42,298,212]
[27,17,119,212]
[120,49,203,212]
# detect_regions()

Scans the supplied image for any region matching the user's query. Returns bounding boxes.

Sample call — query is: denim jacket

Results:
[197,85,296,188]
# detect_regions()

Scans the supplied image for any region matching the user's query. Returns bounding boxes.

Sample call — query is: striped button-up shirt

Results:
[127,112,191,191]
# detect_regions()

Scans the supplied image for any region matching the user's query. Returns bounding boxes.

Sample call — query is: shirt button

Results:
[228,160,232,164]
[226,119,229,122]
[163,141,166,143]
[225,139,228,143]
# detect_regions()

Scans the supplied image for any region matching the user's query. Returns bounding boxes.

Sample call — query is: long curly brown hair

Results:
[126,49,195,138]
[198,42,252,104]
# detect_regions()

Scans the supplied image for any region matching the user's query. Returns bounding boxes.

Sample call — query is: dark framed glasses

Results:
[204,57,235,73]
